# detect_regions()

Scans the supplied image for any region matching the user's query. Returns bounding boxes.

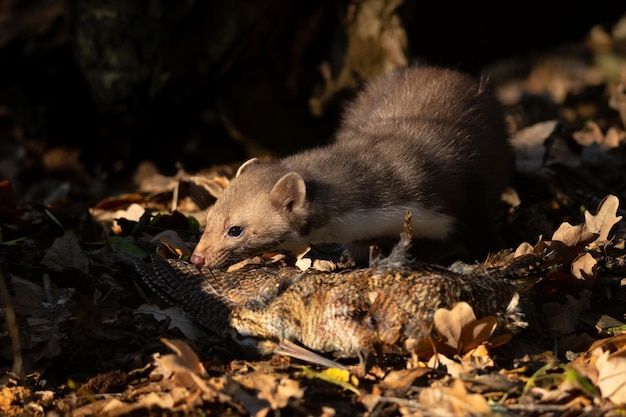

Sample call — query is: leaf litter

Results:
[2,17,626,417]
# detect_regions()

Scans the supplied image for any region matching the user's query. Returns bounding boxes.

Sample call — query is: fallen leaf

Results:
[594,348,626,404]
[514,241,536,257]
[223,376,271,417]
[541,291,591,336]
[572,120,603,146]
[160,338,207,377]
[551,222,597,249]
[602,126,625,150]
[379,366,433,390]
[151,230,192,257]
[433,302,475,353]
[112,203,147,233]
[40,230,90,273]
[432,302,498,356]
[461,344,495,370]
[427,353,465,379]
[187,174,230,202]
[150,339,221,402]
[135,304,210,342]
[234,371,304,411]
[570,252,597,280]
[297,366,360,395]
[594,315,626,335]
[509,120,559,175]
[418,379,491,415]
[583,194,622,242]
[321,368,358,387]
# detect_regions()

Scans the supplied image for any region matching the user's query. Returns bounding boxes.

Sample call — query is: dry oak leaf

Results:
[572,120,604,147]
[136,304,209,342]
[427,353,465,380]
[583,194,622,242]
[151,230,193,257]
[541,291,591,335]
[380,366,433,390]
[571,120,624,150]
[233,371,304,413]
[550,221,598,251]
[99,393,175,417]
[515,194,622,272]
[418,379,491,416]
[40,229,90,273]
[433,302,498,357]
[571,251,597,280]
[602,126,625,150]
[567,334,626,390]
[159,338,207,377]
[593,347,626,405]
[150,338,223,402]
[426,344,497,380]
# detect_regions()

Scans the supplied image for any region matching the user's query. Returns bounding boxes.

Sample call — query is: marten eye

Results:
[227,225,243,238]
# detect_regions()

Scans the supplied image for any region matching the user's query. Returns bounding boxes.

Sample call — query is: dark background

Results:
[1,0,625,193]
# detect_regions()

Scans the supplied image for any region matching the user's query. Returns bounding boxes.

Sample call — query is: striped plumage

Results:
[134,245,552,361]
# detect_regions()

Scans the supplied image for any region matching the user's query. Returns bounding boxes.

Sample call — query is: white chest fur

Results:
[303,204,454,244]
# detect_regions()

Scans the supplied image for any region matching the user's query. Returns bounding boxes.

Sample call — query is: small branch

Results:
[0,267,23,379]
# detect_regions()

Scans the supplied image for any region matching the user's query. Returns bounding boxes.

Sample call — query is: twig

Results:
[0,267,24,379]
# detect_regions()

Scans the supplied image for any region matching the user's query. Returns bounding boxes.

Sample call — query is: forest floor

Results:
[2,15,626,417]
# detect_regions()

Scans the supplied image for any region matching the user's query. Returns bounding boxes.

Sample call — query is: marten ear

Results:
[270,172,306,212]
[236,158,261,177]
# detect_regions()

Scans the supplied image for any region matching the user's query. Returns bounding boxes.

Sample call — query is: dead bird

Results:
[135,237,553,367]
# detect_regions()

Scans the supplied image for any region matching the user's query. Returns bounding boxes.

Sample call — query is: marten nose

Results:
[190,254,206,266]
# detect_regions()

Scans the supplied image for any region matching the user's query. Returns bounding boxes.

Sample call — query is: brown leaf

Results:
[151,230,193,257]
[433,302,498,356]
[541,291,591,335]
[551,222,597,248]
[460,345,495,371]
[465,317,498,352]
[159,338,207,377]
[380,366,433,390]
[572,120,603,146]
[602,126,625,150]
[594,348,626,405]
[427,353,464,379]
[40,230,90,273]
[509,120,559,175]
[234,371,304,411]
[583,194,622,242]
[187,174,230,201]
[514,241,536,257]
[223,377,270,417]
[151,339,222,402]
[136,304,209,342]
[433,302,475,353]
[570,252,597,280]
[418,379,491,415]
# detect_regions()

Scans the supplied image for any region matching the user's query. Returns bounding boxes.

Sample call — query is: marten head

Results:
[190,158,310,268]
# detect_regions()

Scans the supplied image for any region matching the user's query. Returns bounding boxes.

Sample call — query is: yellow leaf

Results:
[322,367,358,386]
[298,366,360,395]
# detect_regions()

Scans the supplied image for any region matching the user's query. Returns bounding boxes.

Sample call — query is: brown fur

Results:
[191,66,515,268]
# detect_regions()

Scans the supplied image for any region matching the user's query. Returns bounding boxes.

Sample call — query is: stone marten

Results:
[190,66,515,268]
